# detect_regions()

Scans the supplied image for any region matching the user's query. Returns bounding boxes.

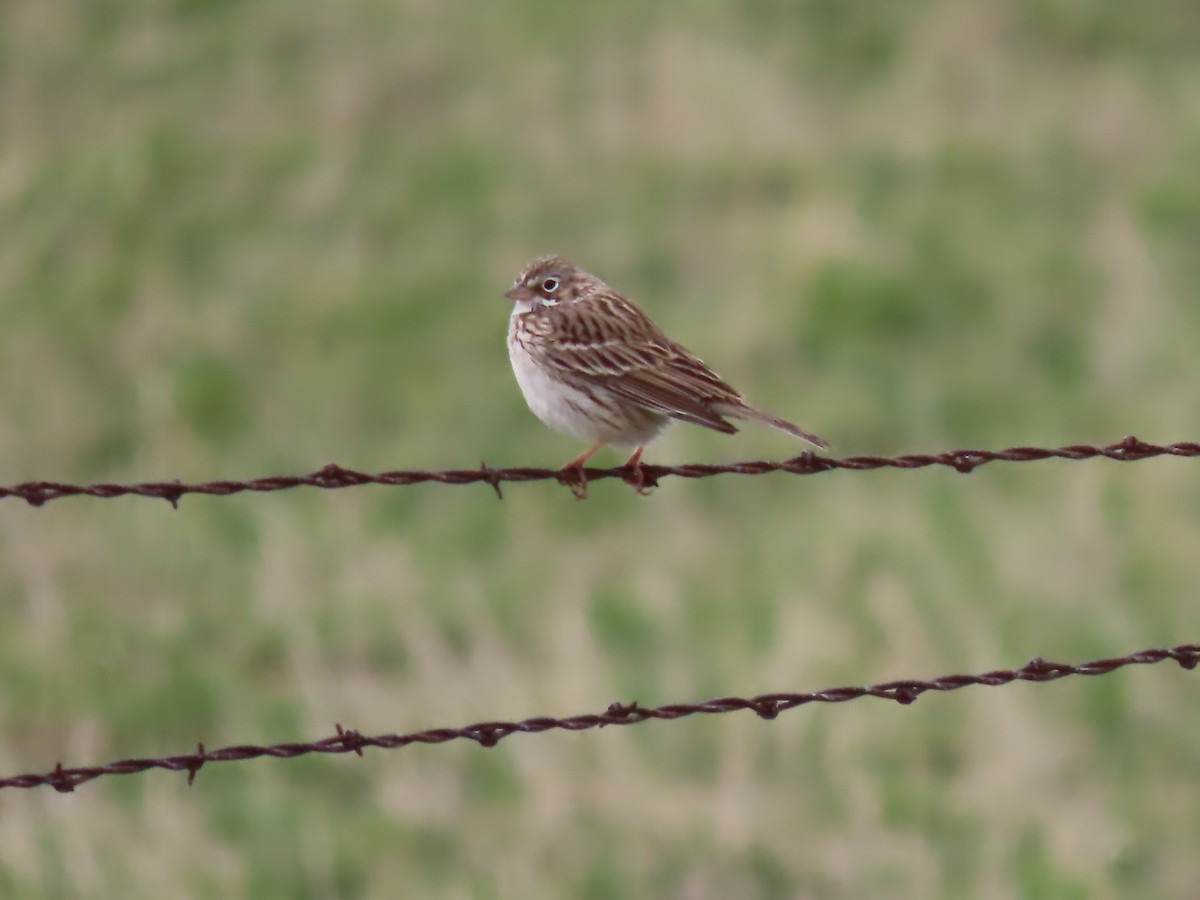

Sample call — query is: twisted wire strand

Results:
[1,436,1196,506]
[3,643,1196,793]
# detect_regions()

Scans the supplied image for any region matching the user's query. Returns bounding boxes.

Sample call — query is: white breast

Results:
[507,304,668,448]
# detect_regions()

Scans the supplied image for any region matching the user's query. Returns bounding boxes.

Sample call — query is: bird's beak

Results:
[505,285,532,302]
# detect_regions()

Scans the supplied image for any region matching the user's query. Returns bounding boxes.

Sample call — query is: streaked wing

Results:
[521,290,742,434]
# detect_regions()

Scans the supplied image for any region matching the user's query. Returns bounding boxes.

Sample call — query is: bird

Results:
[505,255,828,495]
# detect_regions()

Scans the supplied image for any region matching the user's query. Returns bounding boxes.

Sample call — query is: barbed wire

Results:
[1,436,1196,506]
[2,642,1195,794]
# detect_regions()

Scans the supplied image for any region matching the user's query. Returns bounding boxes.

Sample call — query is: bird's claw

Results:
[558,463,589,499]
[625,462,654,496]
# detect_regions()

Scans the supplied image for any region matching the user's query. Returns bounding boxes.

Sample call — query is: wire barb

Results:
[2,642,1195,794]
[0,436,1196,506]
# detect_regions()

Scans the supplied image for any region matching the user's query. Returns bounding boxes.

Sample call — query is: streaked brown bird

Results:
[505,255,829,494]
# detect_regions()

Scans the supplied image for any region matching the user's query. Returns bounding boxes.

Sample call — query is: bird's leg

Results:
[560,442,603,499]
[622,446,652,495]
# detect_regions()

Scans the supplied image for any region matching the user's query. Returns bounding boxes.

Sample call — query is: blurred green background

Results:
[2,0,1199,897]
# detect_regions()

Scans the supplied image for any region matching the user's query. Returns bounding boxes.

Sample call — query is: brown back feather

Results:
[522,282,745,434]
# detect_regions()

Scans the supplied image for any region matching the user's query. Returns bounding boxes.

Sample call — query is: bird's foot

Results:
[558,442,603,500]
[622,447,653,496]
[558,462,590,500]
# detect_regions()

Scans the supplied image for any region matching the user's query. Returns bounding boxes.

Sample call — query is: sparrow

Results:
[505,255,828,494]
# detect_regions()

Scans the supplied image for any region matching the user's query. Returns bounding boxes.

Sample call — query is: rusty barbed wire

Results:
[2,642,1195,794]
[0,435,1196,507]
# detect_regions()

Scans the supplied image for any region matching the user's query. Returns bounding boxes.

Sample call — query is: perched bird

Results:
[505,255,828,494]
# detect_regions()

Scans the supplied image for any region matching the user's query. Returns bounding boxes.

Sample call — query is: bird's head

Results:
[505,255,587,307]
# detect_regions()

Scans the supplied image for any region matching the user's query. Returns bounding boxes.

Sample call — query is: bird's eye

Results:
[540,277,560,293]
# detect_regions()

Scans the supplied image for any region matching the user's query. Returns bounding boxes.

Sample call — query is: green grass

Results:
[2,0,1200,897]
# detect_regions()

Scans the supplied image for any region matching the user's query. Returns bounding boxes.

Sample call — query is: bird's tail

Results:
[716,403,831,451]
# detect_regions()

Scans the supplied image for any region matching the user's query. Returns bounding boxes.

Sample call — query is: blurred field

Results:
[2,0,1200,897]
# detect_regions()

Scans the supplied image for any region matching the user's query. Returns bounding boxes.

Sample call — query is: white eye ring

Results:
[540,276,559,293]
